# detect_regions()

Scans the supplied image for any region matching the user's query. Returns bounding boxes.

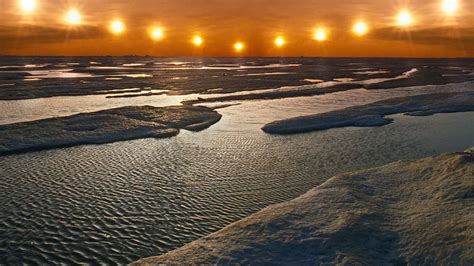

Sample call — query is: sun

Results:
[19,0,36,14]
[313,28,327,41]
[65,9,81,25]
[442,0,458,15]
[150,27,164,41]
[396,10,413,27]
[352,21,368,36]
[110,20,125,34]
[234,42,245,52]
[193,36,203,46]
[274,37,285,47]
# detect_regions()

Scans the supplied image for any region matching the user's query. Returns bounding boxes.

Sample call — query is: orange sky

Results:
[0,0,473,57]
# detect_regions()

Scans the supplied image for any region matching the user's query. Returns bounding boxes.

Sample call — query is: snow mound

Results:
[263,91,474,134]
[0,105,221,156]
[134,148,474,265]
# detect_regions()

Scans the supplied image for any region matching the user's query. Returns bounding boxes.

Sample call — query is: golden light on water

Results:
[150,27,164,41]
[352,21,368,36]
[274,37,285,47]
[192,36,203,46]
[19,0,36,13]
[396,10,413,26]
[234,42,245,52]
[313,28,327,42]
[441,0,458,15]
[65,9,81,25]
[110,20,125,34]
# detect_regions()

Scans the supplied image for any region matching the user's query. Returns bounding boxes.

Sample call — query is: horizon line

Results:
[1,55,473,59]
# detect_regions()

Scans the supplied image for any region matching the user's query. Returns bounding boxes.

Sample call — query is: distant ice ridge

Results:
[214,69,418,95]
[200,63,302,70]
[353,70,389,75]
[207,68,417,95]
[359,68,418,85]
[134,148,474,265]
[185,72,474,107]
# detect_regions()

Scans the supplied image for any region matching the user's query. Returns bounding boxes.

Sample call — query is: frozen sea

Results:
[0,57,473,264]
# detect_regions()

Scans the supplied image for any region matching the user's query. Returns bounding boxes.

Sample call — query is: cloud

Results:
[371,26,474,49]
[0,24,106,51]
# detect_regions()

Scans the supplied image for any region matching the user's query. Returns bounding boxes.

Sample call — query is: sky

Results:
[0,0,473,57]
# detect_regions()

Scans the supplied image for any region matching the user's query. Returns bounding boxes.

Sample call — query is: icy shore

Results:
[134,148,474,265]
[0,105,221,156]
[263,91,474,134]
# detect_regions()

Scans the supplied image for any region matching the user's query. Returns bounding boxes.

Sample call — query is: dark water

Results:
[0,57,473,264]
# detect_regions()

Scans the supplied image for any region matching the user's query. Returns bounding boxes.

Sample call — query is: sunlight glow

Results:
[19,0,36,14]
[192,36,203,46]
[150,27,164,41]
[442,0,458,15]
[313,28,327,41]
[396,10,413,26]
[234,42,245,52]
[65,9,81,25]
[9,1,470,53]
[274,37,285,47]
[110,20,125,34]
[352,21,368,36]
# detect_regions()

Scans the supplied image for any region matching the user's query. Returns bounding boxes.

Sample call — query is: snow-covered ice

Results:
[135,148,474,265]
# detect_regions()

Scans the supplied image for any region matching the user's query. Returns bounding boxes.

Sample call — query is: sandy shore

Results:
[263,91,474,134]
[134,147,474,265]
[0,105,221,156]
